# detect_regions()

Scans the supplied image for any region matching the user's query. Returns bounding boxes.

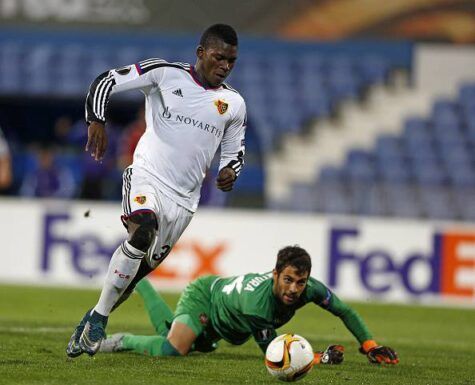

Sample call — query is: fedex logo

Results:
[329,227,475,298]
[40,213,225,281]
[41,213,120,278]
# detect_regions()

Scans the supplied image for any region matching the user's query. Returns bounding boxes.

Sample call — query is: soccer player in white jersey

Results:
[66,24,246,358]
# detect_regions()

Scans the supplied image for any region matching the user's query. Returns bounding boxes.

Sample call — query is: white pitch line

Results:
[0,326,71,333]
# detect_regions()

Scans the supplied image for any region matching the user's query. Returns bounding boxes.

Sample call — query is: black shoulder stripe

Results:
[139,62,190,75]
[222,82,239,94]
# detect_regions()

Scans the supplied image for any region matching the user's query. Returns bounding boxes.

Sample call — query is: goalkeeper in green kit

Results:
[99,245,399,366]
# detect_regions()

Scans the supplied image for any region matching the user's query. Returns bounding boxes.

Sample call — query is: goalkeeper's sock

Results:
[135,279,174,335]
[122,335,181,357]
[94,241,145,316]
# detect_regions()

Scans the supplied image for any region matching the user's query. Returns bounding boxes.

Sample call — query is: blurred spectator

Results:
[117,106,146,170]
[20,145,76,198]
[53,116,90,150]
[0,127,12,192]
[53,115,124,201]
[79,124,120,200]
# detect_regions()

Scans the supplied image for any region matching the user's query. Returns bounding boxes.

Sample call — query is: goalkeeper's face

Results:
[272,266,309,306]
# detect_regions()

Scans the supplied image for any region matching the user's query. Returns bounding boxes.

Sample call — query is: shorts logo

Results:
[134,195,147,205]
[199,313,209,325]
[214,99,228,115]
[115,66,131,75]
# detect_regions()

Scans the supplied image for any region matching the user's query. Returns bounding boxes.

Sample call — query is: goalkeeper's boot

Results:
[66,309,92,358]
[78,311,108,356]
[99,333,131,353]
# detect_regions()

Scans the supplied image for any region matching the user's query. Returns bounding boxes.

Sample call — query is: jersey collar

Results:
[189,66,223,91]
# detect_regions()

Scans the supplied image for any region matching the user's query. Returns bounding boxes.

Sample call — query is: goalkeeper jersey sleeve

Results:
[305,277,373,344]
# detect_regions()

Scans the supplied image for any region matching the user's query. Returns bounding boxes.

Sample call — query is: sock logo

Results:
[114,269,131,279]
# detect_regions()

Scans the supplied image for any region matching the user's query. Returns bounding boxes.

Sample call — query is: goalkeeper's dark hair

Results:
[275,246,312,276]
[200,24,238,48]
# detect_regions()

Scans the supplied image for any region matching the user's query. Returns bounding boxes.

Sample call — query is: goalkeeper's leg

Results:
[121,335,181,357]
[106,317,198,357]
[135,278,174,335]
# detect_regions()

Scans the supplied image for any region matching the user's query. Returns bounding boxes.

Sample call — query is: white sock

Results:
[94,241,145,316]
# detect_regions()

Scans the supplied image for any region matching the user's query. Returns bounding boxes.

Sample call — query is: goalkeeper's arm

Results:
[320,291,399,365]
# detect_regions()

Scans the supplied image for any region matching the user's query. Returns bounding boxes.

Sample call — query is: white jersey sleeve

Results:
[85,58,167,124]
[219,98,246,177]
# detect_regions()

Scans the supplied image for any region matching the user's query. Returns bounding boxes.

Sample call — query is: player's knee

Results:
[127,212,157,252]
[164,338,187,356]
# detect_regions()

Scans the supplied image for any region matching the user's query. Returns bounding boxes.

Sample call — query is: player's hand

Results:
[360,342,399,365]
[216,167,236,192]
[85,121,108,161]
[314,344,344,365]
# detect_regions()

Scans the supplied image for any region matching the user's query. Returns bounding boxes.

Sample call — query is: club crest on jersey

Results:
[134,195,147,205]
[199,313,209,325]
[115,65,131,75]
[214,99,228,115]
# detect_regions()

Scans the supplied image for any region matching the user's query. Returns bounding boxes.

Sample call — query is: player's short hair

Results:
[200,24,238,48]
[275,246,312,276]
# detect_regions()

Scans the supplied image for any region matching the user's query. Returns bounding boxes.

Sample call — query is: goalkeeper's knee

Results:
[148,337,181,357]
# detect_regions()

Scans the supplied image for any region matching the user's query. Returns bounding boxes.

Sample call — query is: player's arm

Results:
[314,283,399,365]
[252,327,277,354]
[217,100,246,191]
[85,58,164,160]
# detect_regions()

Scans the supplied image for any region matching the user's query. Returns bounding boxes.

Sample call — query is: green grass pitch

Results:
[1,284,474,385]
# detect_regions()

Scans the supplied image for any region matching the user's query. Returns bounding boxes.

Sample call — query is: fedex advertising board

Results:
[328,221,475,303]
[0,199,473,305]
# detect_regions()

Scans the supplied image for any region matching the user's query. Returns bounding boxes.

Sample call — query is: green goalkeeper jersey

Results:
[209,272,372,352]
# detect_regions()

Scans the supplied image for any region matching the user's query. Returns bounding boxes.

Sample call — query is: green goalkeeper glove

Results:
[314,344,344,365]
[360,340,399,365]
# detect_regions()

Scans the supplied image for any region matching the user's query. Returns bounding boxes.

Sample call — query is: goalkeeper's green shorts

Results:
[173,275,219,338]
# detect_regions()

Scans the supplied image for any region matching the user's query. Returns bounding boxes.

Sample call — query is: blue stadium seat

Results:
[432,98,458,116]
[404,138,438,163]
[318,166,344,183]
[346,149,374,164]
[0,43,24,93]
[377,161,411,183]
[349,182,385,216]
[315,181,352,215]
[356,56,390,84]
[404,117,429,136]
[453,189,475,221]
[448,167,475,187]
[375,135,404,159]
[234,164,264,193]
[458,83,475,103]
[419,187,456,220]
[412,161,446,186]
[288,183,319,211]
[384,184,422,218]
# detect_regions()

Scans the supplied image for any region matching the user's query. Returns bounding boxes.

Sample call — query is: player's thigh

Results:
[121,166,159,219]
[146,193,194,269]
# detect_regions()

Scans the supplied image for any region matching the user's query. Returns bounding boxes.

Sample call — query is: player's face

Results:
[196,40,238,87]
[272,266,309,306]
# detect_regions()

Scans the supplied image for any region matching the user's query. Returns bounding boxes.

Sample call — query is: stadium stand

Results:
[0,33,409,207]
[286,82,475,221]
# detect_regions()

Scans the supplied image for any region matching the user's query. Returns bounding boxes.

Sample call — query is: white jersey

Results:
[85,58,246,212]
